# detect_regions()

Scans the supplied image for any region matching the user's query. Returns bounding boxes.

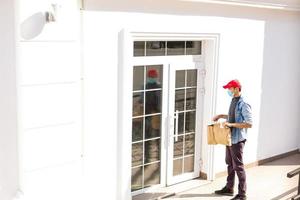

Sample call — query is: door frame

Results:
[117,30,220,200]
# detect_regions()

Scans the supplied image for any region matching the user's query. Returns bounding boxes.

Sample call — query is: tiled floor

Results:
[134,153,300,200]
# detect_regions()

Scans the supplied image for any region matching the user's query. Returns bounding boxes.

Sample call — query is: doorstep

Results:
[132,179,211,200]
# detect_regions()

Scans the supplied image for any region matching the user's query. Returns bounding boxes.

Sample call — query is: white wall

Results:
[82,3,300,199]
[11,0,300,199]
[0,0,19,200]
[255,15,300,160]
[17,0,82,199]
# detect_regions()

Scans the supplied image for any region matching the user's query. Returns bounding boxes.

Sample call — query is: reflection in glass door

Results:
[131,65,163,191]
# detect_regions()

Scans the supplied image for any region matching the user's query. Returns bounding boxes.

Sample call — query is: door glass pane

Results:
[134,40,202,57]
[184,156,194,173]
[167,41,185,55]
[132,92,143,117]
[144,163,160,187]
[146,41,166,56]
[131,167,143,191]
[173,159,183,176]
[186,41,202,55]
[187,70,197,87]
[173,136,184,158]
[145,90,162,114]
[186,88,197,110]
[175,89,185,111]
[146,66,163,89]
[144,139,160,164]
[175,70,185,88]
[132,142,143,167]
[145,115,161,139]
[185,111,196,133]
[133,66,144,91]
[174,112,184,135]
[134,41,145,57]
[184,134,195,155]
[132,118,143,142]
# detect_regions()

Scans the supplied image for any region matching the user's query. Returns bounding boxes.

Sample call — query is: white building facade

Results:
[0,0,300,200]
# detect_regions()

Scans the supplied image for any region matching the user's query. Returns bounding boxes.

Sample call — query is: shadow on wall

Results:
[20,12,46,40]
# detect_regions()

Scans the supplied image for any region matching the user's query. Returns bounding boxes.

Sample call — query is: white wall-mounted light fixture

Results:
[45,4,61,23]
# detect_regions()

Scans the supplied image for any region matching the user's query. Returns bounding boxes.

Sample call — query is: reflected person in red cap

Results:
[213,79,253,200]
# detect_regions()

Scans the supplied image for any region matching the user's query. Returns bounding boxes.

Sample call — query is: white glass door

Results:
[131,57,204,193]
[167,60,203,185]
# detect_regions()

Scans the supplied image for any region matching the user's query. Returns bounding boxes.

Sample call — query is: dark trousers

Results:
[225,140,247,196]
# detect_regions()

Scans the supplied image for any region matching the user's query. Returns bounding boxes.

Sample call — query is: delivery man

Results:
[213,80,253,200]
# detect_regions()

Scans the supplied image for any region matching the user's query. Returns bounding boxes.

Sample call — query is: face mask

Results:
[148,78,157,83]
[227,90,234,97]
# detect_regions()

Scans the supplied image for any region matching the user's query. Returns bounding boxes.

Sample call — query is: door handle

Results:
[174,110,179,142]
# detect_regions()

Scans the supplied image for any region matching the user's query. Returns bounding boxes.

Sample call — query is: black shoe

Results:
[230,194,247,200]
[214,186,234,196]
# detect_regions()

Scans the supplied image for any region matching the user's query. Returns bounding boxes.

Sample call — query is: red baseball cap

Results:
[148,69,158,78]
[223,80,241,89]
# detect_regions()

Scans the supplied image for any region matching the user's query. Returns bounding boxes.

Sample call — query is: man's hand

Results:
[212,114,228,122]
[224,122,233,128]
[212,115,220,122]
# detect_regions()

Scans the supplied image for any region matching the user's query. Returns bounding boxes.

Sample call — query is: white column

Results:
[0,0,19,200]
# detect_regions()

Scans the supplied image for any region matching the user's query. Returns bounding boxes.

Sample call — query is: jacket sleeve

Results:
[241,102,253,125]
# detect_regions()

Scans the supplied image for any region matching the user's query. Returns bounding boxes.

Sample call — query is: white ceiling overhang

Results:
[179,0,300,11]
[82,0,300,12]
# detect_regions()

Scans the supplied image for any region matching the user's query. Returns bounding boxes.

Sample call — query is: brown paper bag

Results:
[207,122,232,146]
[151,115,160,130]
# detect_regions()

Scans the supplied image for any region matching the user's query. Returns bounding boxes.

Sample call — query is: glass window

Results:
[144,139,160,164]
[144,163,160,187]
[133,66,144,91]
[146,66,163,89]
[173,136,184,158]
[145,115,161,139]
[146,41,166,56]
[174,112,184,136]
[175,89,185,111]
[185,111,196,133]
[132,92,144,117]
[132,118,143,142]
[175,70,185,88]
[184,156,194,173]
[131,167,143,191]
[145,90,162,115]
[167,41,185,55]
[186,88,197,110]
[134,40,202,57]
[184,134,195,155]
[132,142,143,167]
[134,41,145,56]
[186,41,202,55]
[173,159,183,176]
[187,69,197,87]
